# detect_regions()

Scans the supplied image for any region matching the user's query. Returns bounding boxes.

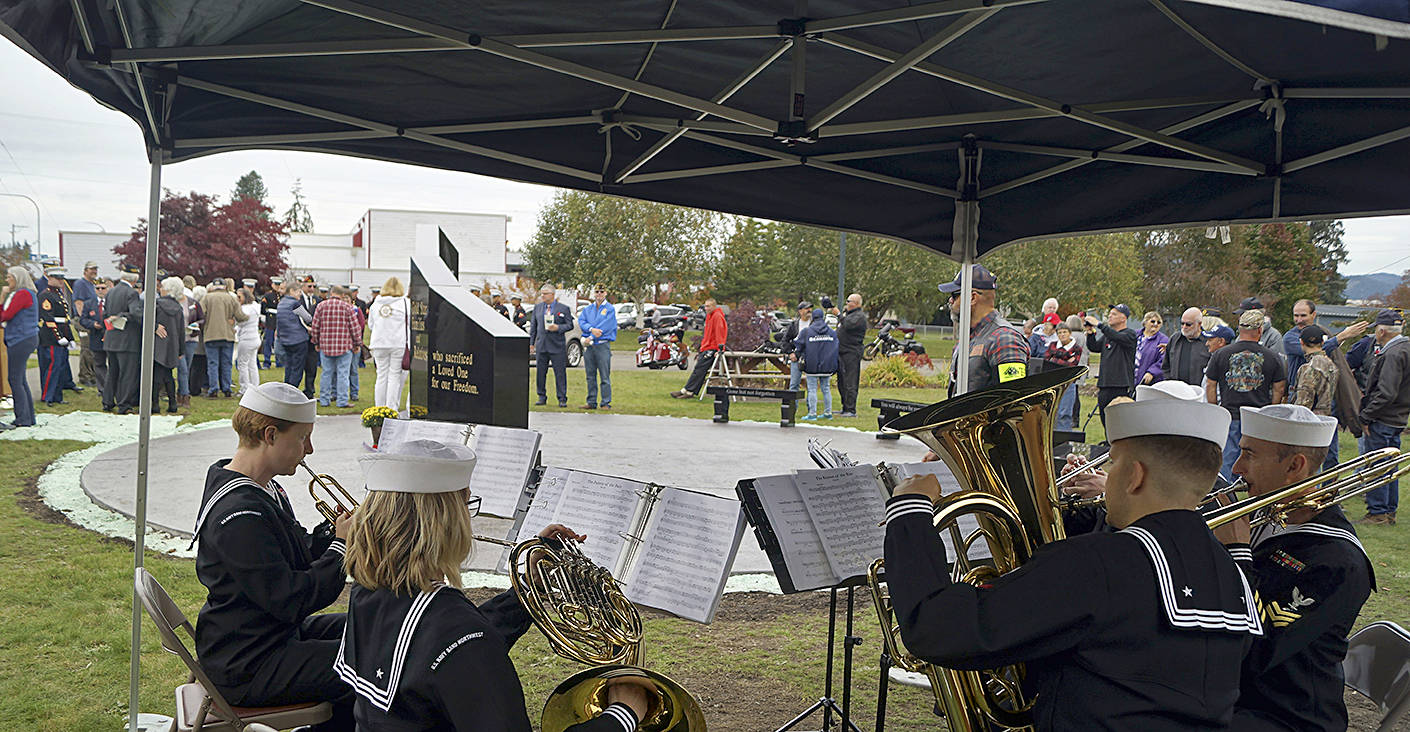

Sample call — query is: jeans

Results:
[6,336,37,426]
[178,340,197,396]
[205,340,234,394]
[282,340,309,392]
[371,347,406,412]
[319,351,353,406]
[1221,418,1244,482]
[806,374,833,416]
[788,359,802,391]
[583,342,612,407]
[1364,421,1402,516]
[683,349,718,395]
[236,339,260,394]
[1056,383,1078,431]
[536,350,567,404]
[348,351,360,400]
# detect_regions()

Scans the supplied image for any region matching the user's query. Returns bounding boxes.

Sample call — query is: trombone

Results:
[1204,447,1410,530]
[298,460,515,546]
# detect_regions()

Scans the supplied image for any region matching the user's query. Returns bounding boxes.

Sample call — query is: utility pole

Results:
[9,223,28,247]
[0,193,40,256]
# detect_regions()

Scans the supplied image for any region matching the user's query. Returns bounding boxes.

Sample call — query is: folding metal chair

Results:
[1343,621,1410,732]
[134,568,332,732]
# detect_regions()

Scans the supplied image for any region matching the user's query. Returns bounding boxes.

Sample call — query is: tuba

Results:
[508,538,706,732]
[868,366,1087,732]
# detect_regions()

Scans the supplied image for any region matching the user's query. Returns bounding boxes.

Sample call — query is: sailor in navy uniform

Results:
[884,394,1262,731]
[1216,404,1375,732]
[335,439,650,731]
[191,381,354,730]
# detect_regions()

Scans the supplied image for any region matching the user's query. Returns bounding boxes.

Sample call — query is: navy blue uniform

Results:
[1227,507,1374,731]
[885,498,1261,731]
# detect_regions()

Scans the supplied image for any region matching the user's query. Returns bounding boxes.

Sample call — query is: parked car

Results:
[524,315,584,368]
[646,305,687,329]
[616,302,652,329]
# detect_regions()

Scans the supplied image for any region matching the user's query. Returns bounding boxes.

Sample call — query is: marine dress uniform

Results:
[335,441,640,732]
[37,268,76,404]
[191,383,353,728]
[1225,405,1375,732]
[884,396,1262,731]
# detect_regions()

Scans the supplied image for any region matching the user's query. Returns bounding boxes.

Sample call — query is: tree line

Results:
[524,190,1353,329]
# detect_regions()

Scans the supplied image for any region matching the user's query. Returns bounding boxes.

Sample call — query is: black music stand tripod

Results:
[775,585,864,732]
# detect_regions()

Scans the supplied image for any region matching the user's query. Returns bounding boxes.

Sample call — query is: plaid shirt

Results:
[310,298,364,356]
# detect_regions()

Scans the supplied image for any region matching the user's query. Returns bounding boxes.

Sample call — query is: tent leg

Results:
[129,155,162,732]
[953,137,980,395]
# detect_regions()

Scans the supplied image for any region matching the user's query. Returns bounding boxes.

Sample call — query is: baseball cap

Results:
[1375,309,1405,327]
[797,300,812,311]
[1042,313,1061,325]
[1234,297,1264,315]
[1108,304,1132,318]
[1299,324,1327,345]
[938,264,998,293]
[1238,309,1264,328]
[1203,324,1236,341]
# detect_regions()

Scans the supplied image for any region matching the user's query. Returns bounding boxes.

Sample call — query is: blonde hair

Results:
[230,405,297,448]
[345,489,474,595]
[381,276,405,298]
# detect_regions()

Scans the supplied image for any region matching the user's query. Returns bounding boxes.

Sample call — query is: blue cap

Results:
[1108,303,1132,318]
[1203,324,1236,341]
[939,264,998,293]
[1375,309,1404,327]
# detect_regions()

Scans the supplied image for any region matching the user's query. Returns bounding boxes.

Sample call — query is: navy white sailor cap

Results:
[238,382,316,423]
[359,439,477,494]
[1240,404,1336,448]
[1134,381,1205,402]
[1107,399,1230,449]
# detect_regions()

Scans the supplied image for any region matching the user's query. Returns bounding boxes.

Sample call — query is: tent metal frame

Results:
[69,0,1410,727]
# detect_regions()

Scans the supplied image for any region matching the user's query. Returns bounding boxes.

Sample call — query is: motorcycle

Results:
[636,322,691,370]
[862,321,926,360]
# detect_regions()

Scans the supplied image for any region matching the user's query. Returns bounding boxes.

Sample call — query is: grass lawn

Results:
[5,355,1407,729]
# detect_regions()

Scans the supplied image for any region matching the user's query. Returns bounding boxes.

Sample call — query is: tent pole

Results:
[953,136,980,395]
[129,155,162,732]
[837,232,846,305]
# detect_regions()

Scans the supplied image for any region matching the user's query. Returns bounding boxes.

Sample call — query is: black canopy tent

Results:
[3,0,1409,727]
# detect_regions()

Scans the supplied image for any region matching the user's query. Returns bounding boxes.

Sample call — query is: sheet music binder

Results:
[499,467,744,623]
[736,478,869,594]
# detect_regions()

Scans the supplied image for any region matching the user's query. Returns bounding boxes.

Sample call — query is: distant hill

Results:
[1344,272,1401,301]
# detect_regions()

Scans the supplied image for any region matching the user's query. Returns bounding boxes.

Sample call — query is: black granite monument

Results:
[409,227,529,427]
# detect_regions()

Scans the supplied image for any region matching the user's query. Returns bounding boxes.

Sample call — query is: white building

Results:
[56,230,131,280]
[58,208,520,294]
[290,208,519,293]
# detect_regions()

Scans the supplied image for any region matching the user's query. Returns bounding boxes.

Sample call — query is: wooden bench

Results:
[870,397,931,439]
[706,386,803,427]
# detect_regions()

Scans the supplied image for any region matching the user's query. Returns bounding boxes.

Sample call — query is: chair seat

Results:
[174,683,332,731]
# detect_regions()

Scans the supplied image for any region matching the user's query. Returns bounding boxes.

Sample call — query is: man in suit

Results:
[529,284,572,407]
[103,266,145,414]
[298,277,322,399]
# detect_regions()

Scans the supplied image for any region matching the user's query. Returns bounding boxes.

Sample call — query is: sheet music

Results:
[795,466,888,582]
[377,418,469,451]
[516,467,572,543]
[890,461,990,561]
[467,426,541,518]
[548,471,642,574]
[750,474,841,591]
[625,488,745,624]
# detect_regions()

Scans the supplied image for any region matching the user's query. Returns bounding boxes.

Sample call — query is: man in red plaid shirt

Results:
[310,286,365,408]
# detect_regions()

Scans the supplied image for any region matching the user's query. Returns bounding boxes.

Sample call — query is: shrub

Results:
[902,351,934,370]
[724,299,772,351]
[860,355,932,388]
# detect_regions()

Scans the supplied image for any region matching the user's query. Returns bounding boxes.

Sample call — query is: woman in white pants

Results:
[235,289,262,394]
[368,276,409,413]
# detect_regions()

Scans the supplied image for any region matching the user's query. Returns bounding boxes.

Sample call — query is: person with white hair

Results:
[1,266,41,428]
[103,266,146,414]
[151,277,188,413]
[1358,308,1409,525]
[1216,404,1373,730]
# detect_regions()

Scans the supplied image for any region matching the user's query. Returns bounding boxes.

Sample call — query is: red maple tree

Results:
[116,191,290,287]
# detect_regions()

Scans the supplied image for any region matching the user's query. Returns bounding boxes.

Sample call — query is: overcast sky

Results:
[2,38,1407,276]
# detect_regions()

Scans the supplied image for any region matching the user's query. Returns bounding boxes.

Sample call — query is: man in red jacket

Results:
[671,299,727,398]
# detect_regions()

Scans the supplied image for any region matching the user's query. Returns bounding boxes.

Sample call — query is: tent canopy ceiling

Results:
[4,0,1409,259]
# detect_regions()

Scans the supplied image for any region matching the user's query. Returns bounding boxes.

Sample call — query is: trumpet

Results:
[1053,452,1111,490]
[298,461,515,546]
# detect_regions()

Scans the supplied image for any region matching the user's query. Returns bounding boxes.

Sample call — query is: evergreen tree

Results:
[231,170,269,203]
[283,179,315,233]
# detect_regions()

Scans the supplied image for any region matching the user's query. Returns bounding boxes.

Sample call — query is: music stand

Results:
[738,479,865,732]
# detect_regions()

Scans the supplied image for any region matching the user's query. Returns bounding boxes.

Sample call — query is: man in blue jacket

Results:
[577,285,617,410]
[794,307,839,420]
[276,283,315,396]
[530,284,573,407]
